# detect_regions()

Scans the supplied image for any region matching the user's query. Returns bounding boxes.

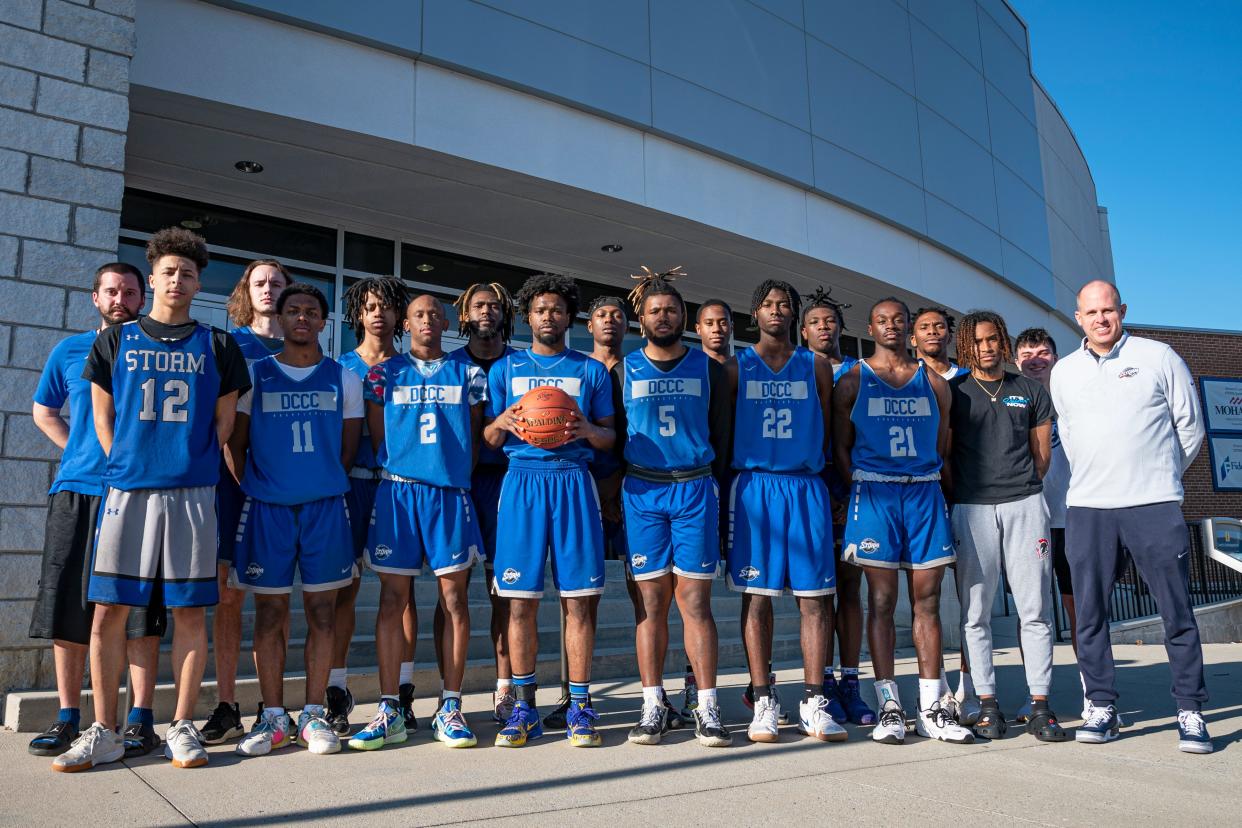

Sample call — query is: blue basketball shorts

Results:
[622,475,719,580]
[215,473,245,565]
[841,479,955,570]
[366,478,482,577]
[492,459,605,598]
[344,471,379,561]
[470,464,506,565]
[726,471,835,596]
[230,495,356,593]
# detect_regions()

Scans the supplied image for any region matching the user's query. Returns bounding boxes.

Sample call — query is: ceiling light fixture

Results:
[180,218,203,230]
[234,160,264,174]
[415,263,435,272]
[601,244,623,253]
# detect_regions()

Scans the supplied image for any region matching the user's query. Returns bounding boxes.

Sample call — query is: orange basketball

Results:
[519,386,576,450]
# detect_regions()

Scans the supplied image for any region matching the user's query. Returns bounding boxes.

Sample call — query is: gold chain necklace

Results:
[972,374,1004,402]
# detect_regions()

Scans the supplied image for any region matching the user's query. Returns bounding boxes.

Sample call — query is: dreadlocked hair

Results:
[913,305,956,333]
[801,285,851,329]
[453,282,515,342]
[342,276,411,342]
[627,265,687,317]
[955,310,1014,371]
[515,273,580,321]
[750,279,802,343]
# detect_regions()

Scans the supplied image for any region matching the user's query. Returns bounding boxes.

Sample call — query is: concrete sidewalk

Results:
[3,639,1239,827]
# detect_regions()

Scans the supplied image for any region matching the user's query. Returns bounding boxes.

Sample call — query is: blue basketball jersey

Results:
[108,320,221,490]
[487,349,613,465]
[339,349,378,470]
[449,344,515,468]
[732,347,824,474]
[833,357,858,383]
[242,356,350,506]
[623,347,713,470]
[940,362,967,380]
[230,326,282,364]
[372,354,482,489]
[849,360,941,477]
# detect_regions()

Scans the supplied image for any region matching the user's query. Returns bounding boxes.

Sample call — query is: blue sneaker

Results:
[839,676,877,725]
[821,675,848,724]
[433,698,477,748]
[495,700,543,748]
[1075,701,1119,744]
[1176,710,1212,754]
[348,701,407,751]
[566,700,601,747]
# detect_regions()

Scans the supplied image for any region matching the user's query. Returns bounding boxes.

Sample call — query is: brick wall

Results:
[0,0,135,708]
[1128,325,1242,521]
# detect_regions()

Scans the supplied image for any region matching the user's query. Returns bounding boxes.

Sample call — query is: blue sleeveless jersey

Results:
[849,360,941,477]
[242,356,350,505]
[833,357,858,383]
[338,350,378,470]
[450,345,515,468]
[229,326,282,364]
[732,347,824,474]
[487,349,613,465]
[623,348,713,470]
[375,355,478,489]
[108,320,221,490]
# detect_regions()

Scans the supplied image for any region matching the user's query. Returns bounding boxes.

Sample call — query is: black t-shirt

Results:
[948,371,1053,505]
[83,316,252,399]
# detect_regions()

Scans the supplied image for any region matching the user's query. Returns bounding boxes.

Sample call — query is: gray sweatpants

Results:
[952,492,1053,697]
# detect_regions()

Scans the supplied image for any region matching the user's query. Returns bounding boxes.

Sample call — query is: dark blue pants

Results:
[1066,502,1207,711]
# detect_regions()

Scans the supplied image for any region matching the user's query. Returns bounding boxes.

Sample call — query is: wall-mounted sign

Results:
[1201,377,1242,433]
[1207,435,1242,491]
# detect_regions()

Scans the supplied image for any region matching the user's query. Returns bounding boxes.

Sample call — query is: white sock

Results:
[919,678,942,711]
[642,685,663,707]
[399,661,414,686]
[874,678,900,710]
[304,704,325,717]
[938,668,950,697]
[440,690,462,709]
[497,678,512,691]
[699,687,718,709]
[328,668,347,690]
[957,671,975,697]
[266,706,285,718]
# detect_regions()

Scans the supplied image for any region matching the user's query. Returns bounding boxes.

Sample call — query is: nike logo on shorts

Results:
[590,575,603,583]
[452,550,466,560]
[942,544,953,551]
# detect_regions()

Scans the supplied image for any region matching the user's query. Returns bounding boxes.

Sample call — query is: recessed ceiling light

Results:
[415,263,435,272]
[180,218,202,229]
[234,160,264,174]
[600,244,623,253]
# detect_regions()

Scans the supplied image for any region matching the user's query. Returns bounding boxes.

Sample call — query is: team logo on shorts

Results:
[739,565,760,582]
[245,562,264,579]
[859,538,881,554]
[501,568,521,585]
[631,553,648,569]
[1036,538,1050,559]
[373,544,392,561]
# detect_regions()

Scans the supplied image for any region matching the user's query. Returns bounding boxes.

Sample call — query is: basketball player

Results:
[726,280,845,744]
[56,228,250,772]
[227,284,362,757]
[617,269,732,747]
[483,274,615,747]
[330,276,412,736]
[911,307,967,381]
[201,260,288,745]
[586,295,629,559]
[449,283,519,724]
[949,312,1066,742]
[834,297,973,745]
[695,299,733,364]
[799,288,875,727]
[29,263,165,762]
[352,294,487,751]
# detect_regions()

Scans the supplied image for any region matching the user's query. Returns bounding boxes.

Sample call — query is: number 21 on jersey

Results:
[889,425,917,457]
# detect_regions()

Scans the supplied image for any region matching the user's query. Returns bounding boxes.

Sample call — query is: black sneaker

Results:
[693,705,732,747]
[543,698,570,730]
[662,691,685,730]
[28,719,78,756]
[200,701,244,744]
[123,721,161,757]
[628,700,670,745]
[326,686,355,736]
[398,683,418,732]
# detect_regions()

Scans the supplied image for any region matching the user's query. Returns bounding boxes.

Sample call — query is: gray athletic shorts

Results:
[88,486,219,608]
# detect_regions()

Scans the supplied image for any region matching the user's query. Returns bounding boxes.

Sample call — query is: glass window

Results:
[861,339,876,358]
[344,233,394,275]
[841,335,861,359]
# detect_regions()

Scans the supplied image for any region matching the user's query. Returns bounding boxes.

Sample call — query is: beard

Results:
[100,308,138,326]
[647,330,681,348]
[534,330,563,347]
[464,320,500,341]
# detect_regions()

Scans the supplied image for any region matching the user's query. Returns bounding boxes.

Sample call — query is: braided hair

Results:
[800,285,850,330]
[627,265,686,319]
[515,273,580,322]
[342,276,411,342]
[913,305,956,333]
[750,279,802,343]
[955,310,1014,371]
[453,282,515,342]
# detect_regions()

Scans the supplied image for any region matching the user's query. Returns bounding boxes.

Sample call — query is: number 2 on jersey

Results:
[888,425,918,457]
[762,407,792,439]
[419,412,437,444]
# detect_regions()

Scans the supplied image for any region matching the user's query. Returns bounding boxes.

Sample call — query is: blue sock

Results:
[127,707,154,727]
[513,671,537,705]
[569,681,590,704]
[58,707,80,728]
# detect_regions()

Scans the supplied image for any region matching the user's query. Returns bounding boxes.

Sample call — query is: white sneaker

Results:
[1081,696,1127,727]
[297,709,341,755]
[916,694,975,744]
[164,720,209,768]
[871,699,906,744]
[236,710,293,757]
[798,695,848,742]
[747,695,781,743]
[51,722,124,773]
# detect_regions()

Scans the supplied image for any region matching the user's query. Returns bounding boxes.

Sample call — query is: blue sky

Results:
[1018,1,1241,331]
